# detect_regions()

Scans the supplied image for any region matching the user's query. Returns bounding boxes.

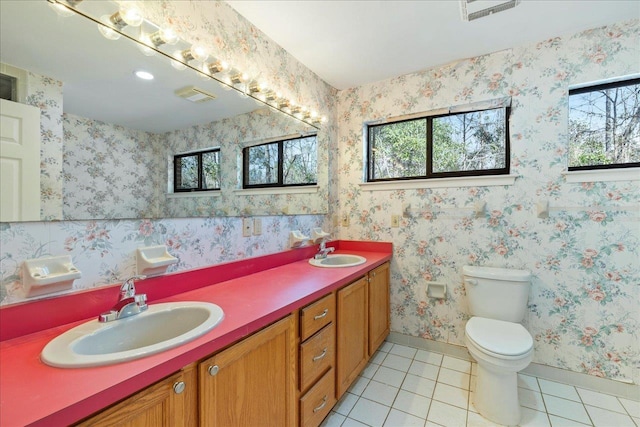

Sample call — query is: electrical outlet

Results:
[253,218,262,236]
[332,215,339,227]
[242,218,252,237]
[391,215,400,228]
[341,214,350,227]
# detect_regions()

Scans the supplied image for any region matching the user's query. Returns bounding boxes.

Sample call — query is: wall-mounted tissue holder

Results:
[289,230,309,248]
[426,281,447,299]
[311,228,330,244]
[22,255,82,297]
[136,245,178,276]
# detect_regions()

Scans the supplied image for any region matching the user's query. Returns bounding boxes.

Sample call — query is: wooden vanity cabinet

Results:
[368,262,390,356]
[298,293,337,427]
[336,261,391,398]
[336,276,369,398]
[75,363,198,427]
[198,315,296,427]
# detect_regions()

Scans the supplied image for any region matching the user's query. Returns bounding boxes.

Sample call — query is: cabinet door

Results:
[368,262,390,356]
[199,315,296,427]
[336,277,368,399]
[76,364,197,427]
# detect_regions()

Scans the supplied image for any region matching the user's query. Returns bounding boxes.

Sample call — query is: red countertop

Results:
[0,241,392,427]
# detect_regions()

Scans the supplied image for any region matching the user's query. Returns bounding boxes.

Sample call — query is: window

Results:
[568,78,640,170]
[174,148,220,192]
[243,135,317,188]
[367,107,510,181]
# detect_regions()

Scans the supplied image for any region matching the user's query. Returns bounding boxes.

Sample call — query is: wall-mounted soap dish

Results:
[289,230,309,248]
[22,255,82,298]
[136,245,178,276]
[311,228,330,244]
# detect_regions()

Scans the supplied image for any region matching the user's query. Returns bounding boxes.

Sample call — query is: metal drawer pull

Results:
[314,309,329,320]
[173,381,186,394]
[313,396,328,413]
[208,365,219,376]
[312,348,328,362]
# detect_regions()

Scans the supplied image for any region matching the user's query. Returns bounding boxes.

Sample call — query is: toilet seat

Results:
[465,317,533,358]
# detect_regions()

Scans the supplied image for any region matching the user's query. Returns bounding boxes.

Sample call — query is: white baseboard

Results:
[386,332,640,401]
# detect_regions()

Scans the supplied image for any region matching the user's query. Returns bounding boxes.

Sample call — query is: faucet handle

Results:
[120,275,147,299]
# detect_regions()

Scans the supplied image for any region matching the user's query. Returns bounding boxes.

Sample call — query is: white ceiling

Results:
[226,0,640,90]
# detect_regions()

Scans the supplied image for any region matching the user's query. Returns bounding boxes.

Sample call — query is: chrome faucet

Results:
[314,241,335,259]
[99,275,148,322]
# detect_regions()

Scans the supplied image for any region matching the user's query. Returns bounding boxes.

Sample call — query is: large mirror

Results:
[0,0,327,221]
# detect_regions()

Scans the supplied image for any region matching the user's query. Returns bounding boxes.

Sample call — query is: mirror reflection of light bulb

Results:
[97,16,121,40]
[48,2,75,17]
[170,50,187,70]
[138,33,156,56]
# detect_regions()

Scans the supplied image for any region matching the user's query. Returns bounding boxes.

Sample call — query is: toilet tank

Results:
[463,265,531,322]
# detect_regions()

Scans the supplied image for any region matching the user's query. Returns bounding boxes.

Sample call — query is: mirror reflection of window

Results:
[174,148,221,192]
[243,134,318,188]
[0,73,17,101]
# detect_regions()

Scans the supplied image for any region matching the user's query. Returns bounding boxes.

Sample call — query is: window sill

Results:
[167,191,221,199]
[233,185,319,196]
[359,174,517,191]
[563,168,639,183]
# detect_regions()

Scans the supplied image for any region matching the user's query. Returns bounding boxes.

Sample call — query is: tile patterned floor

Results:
[321,342,640,427]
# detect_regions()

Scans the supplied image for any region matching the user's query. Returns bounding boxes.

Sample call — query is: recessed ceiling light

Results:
[134,70,154,80]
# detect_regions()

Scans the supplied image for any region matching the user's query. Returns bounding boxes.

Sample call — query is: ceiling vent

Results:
[175,86,217,103]
[460,0,521,22]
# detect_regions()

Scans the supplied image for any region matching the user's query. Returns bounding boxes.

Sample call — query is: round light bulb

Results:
[159,28,179,45]
[120,7,143,27]
[190,46,208,62]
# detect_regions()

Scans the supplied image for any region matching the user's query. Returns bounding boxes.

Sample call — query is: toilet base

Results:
[473,362,521,426]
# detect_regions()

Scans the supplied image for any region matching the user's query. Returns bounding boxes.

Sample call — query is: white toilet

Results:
[463,265,534,426]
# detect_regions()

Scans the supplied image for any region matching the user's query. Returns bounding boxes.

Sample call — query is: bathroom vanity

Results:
[0,241,391,426]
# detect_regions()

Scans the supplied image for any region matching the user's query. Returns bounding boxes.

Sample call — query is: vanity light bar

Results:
[47,0,327,127]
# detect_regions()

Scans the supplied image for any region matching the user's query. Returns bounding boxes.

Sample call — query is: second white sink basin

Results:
[41,301,224,368]
[309,254,366,268]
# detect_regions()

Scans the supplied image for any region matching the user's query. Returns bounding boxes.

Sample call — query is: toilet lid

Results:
[465,317,533,356]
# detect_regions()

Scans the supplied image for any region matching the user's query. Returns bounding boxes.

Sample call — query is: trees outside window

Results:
[568,78,640,170]
[174,148,220,192]
[243,135,317,188]
[367,107,509,181]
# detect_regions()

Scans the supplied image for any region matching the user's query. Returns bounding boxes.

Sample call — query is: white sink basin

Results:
[41,301,224,368]
[309,254,367,268]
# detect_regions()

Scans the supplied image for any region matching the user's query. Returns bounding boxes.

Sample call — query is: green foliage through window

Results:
[367,107,509,181]
[243,135,317,188]
[174,148,220,192]
[568,78,640,170]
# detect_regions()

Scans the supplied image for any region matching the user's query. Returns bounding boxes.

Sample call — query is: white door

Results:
[0,98,41,222]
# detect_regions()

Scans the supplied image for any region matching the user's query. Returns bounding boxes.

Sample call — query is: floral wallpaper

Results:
[335,20,639,384]
[61,106,326,219]
[0,215,325,305]
[162,107,328,217]
[63,113,163,220]
[23,70,64,221]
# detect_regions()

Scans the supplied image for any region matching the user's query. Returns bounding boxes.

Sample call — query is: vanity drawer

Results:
[300,293,335,341]
[300,367,336,427]
[300,322,335,392]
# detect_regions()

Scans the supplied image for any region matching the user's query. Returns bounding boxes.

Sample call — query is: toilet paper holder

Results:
[426,281,447,299]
